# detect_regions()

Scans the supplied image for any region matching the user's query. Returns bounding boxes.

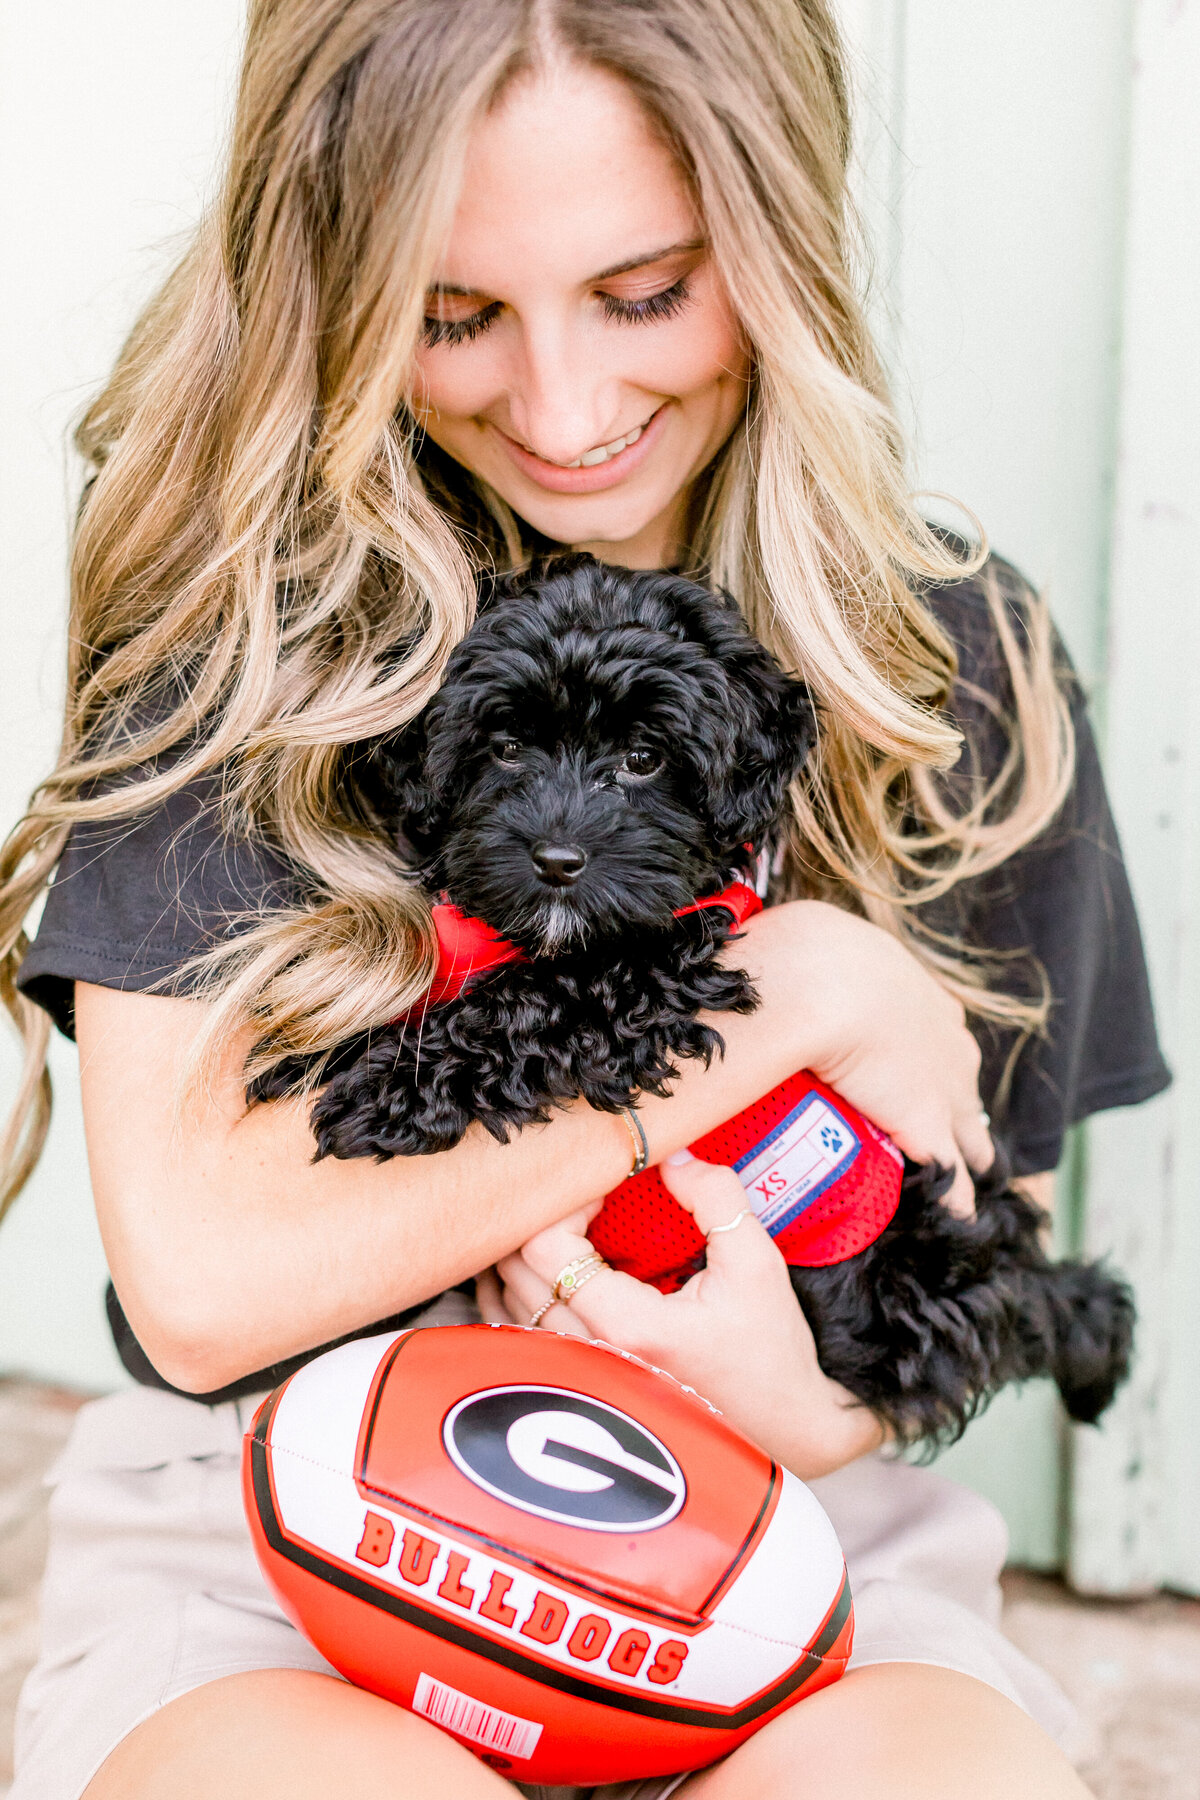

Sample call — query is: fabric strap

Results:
[402,876,764,1016]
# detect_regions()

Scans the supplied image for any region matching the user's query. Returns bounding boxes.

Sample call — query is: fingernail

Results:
[665,1148,695,1166]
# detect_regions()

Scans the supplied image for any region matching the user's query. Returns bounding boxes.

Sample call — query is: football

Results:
[244,1323,853,1785]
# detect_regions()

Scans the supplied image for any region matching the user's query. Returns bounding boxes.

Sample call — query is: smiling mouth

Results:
[555,416,653,468]
[499,406,663,471]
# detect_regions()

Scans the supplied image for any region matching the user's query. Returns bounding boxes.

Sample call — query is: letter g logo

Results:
[443,1386,686,1531]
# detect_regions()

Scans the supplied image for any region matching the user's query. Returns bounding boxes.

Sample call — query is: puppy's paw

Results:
[311,1078,474,1159]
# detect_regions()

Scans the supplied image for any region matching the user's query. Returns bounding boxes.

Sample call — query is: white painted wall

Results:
[0,0,246,1387]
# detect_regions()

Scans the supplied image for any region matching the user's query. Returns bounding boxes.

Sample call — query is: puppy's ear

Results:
[365,716,444,859]
[709,651,818,850]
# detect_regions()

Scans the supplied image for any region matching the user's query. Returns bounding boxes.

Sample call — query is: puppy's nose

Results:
[531,842,588,886]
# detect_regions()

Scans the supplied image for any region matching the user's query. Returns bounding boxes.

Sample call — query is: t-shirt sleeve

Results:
[16,771,305,1039]
[921,561,1171,1175]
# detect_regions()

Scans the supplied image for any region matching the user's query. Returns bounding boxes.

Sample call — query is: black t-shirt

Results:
[17,560,1170,1402]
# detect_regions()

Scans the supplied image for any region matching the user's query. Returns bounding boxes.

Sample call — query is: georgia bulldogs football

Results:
[243,1323,853,1785]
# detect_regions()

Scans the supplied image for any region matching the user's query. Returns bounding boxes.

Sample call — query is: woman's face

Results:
[410,61,750,569]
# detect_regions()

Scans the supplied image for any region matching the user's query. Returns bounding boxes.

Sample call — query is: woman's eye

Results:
[421,302,502,348]
[599,277,692,328]
[620,747,663,778]
[493,738,524,765]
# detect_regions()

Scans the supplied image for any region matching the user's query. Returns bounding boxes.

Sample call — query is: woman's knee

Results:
[680,1664,1094,1800]
[83,1669,519,1800]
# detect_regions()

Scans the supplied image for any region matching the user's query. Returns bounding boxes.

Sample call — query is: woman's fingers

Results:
[956,1105,995,1177]
[474,1267,513,1324]
[494,1249,588,1335]
[658,1151,774,1262]
[942,1158,978,1219]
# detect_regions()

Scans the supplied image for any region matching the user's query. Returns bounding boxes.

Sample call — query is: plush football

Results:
[592,1070,905,1291]
[244,1323,853,1785]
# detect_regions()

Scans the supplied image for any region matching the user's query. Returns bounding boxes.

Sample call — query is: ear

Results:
[660,582,817,851]
[365,715,444,860]
[708,657,818,850]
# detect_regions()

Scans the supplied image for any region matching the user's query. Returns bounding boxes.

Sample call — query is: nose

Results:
[507,321,623,468]
[531,842,588,886]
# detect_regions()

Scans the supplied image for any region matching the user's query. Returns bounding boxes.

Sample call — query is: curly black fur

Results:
[305,910,757,1157]
[790,1150,1135,1448]
[253,555,1135,1445]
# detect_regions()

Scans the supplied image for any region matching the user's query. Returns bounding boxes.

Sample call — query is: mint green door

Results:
[840,0,1200,1593]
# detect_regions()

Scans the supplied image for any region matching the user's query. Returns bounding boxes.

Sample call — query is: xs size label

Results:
[734,1095,859,1235]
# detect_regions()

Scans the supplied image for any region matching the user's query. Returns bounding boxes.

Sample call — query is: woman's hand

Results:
[727,902,993,1217]
[478,1152,885,1482]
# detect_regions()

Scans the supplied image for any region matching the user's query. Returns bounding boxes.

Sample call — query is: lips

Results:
[492,404,669,495]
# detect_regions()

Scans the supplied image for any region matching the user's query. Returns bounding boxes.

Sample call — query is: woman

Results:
[0,2,1167,1796]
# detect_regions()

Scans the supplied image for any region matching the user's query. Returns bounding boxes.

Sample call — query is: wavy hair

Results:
[0,0,1072,1216]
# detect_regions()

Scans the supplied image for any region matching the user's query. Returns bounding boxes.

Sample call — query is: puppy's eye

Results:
[492,737,524,766]
[620,747,663,779]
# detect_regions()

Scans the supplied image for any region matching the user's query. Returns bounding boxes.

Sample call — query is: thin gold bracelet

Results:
[619,1106,649,1177]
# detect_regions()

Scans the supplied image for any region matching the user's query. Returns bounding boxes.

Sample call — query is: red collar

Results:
[404,875,764,1016]
[673,875,763,931]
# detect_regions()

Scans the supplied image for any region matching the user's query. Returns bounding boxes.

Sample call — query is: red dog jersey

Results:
[591,1072,905,1291]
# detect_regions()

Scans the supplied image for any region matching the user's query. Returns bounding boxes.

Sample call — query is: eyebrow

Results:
[428,238,706,298]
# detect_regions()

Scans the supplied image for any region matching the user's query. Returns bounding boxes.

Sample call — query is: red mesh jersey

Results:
[591,1072,905,1291]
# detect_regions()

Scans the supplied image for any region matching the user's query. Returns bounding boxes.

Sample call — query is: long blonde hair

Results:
[0,0,1072,1217]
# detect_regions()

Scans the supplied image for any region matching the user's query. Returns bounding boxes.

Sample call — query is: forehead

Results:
[435,61,699,299]
[455,614,712,746]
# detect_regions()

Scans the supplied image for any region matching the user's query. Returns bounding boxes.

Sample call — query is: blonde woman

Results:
[0,3,1167,1797]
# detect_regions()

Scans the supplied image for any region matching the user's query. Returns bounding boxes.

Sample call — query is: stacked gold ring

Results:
[525,1252,612,1330]
[552,1253,609,1304]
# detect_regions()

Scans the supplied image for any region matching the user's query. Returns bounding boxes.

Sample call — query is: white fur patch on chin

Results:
[535,897,590,953]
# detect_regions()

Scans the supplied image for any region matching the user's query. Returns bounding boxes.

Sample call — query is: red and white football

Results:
[244,1323,853,1786]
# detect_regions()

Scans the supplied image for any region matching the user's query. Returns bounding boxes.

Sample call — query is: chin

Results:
[507,484,675,553]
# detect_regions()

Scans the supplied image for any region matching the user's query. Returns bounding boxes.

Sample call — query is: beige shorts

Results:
[12,1310,1082,1799]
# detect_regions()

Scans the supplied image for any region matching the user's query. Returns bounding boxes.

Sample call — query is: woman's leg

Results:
[83,1662,1095,1800]
[83,1670,520,1800]
[679,1664,1094,1800]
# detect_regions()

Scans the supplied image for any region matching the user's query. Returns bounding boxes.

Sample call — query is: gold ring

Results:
[557,1261,607,1304]
[706,1208,751,1240]
[527,1296,556,1328]
[552,1253,609,1306]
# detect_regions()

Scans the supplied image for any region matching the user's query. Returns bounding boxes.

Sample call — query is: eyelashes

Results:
[421,302,503,349]
[421,277,693,349]
[600,277,692,328]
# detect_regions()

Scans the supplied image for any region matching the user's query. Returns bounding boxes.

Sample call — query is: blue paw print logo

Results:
[819,1121,849,1155]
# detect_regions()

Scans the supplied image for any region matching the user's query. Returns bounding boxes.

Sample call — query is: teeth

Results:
[563,423,644,469]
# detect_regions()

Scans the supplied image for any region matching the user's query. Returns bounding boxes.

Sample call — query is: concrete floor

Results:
[1,1377,1198,1798]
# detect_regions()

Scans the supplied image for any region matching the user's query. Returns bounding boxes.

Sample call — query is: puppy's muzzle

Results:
[531,841,588,887]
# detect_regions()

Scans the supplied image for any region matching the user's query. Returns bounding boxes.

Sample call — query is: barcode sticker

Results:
[734,1094,859,1234]
[413,1672,543,1761]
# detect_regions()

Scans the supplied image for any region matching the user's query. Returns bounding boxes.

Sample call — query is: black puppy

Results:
[261,555,1133,1446]
[287,554,815,1156]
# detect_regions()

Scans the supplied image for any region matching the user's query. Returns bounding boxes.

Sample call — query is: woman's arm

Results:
[77,900,991,1394]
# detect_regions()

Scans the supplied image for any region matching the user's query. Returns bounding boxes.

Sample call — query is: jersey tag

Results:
[734,1094,860,1237]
